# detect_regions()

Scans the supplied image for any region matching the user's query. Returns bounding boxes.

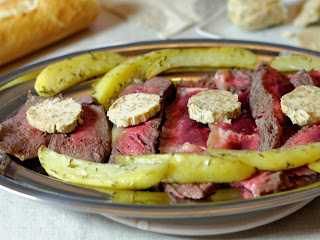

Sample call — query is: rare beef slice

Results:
[289,69,320,87]
[48,98,111,163]
[283,125,320,147]
[214,69,254,94]
[250,64,295,150]
[162,182,217,200]
[0,94,111,163]
[208,91,259,150]
[159,89,211,154]
[109,77,175,163]
[159,79,217,199]
[0,94,50,160]
[231,168,320,198]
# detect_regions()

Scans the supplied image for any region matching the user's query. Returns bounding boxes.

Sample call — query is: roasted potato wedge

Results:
[0,69,42,92]
[146,47,260,78]
[270,55,320,72]
[92,49,174,109]
[38,146,168,190]
[308,160,320,173]
[35,51,127,97]
[115,153,256,183]
[208,142,320,171]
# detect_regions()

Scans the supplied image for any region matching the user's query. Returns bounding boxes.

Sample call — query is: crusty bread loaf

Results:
[0,0,100,66]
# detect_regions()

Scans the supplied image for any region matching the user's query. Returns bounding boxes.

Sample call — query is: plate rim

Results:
[104,198,313,235]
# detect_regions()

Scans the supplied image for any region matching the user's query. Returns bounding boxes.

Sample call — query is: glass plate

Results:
[1,39,320,219]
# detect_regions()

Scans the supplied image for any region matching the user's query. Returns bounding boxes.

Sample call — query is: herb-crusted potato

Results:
[270,55,320,72]
[35,51,127,97]
[208,142,320,171]
[146,47,260,78]
[115,153,256,183]
[38,145,168,190]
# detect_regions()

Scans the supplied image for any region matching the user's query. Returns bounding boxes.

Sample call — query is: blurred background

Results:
[1,0,320,76]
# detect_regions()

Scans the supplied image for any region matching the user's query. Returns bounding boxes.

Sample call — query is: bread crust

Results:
[0,0,100,66]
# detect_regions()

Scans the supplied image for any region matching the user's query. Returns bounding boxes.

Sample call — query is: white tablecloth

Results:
[1,6,320,240]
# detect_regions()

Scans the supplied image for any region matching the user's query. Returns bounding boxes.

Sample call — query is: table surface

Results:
[1,8,320,240]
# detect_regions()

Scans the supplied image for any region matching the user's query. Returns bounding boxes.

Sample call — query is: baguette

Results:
[0,0,100,66]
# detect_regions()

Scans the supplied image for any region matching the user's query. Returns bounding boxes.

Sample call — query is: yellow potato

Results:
[35,51,127,97]
[211,188,243,202]
[0,69,42,92]
[146,47,260,78]
[208,142,320,171]
[38,145,168,190]
[115,153,256,183]
[308,160,320,173]
[270,55,320,72]
[90,188,171,204]
[92,49,173,109]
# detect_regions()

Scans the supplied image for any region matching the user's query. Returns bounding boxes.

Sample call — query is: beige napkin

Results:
[100,0,223,38]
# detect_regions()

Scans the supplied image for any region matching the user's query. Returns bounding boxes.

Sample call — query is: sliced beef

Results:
[255,107,283,150]
[290,69,320,87]
[287,167,320,189]
[236,188,254,199]
[284,125,320,147]
[250,64,295,150]
[48,101,111,163]
[159,90,211,154]
[109,119,161,162]
[310,70,320,86]
[250,64,294,120]
[160,71,255,154]
[175,87,207,102]
[176,75,217,89]
[74,95,97,105]
[207,91,259,150]
[231,167,320,198]
[214,69,253,94]
[119,77,175,112]
[0,94,111,163]
[109,77,175,163]
[159,82,219,199]
[208,111,259,150]
[289,69,315,87]
[174,75,217,101]
[206,71,258,150]
[231,171,290,197]
[0,94,51,160]
[162,182,216,200]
